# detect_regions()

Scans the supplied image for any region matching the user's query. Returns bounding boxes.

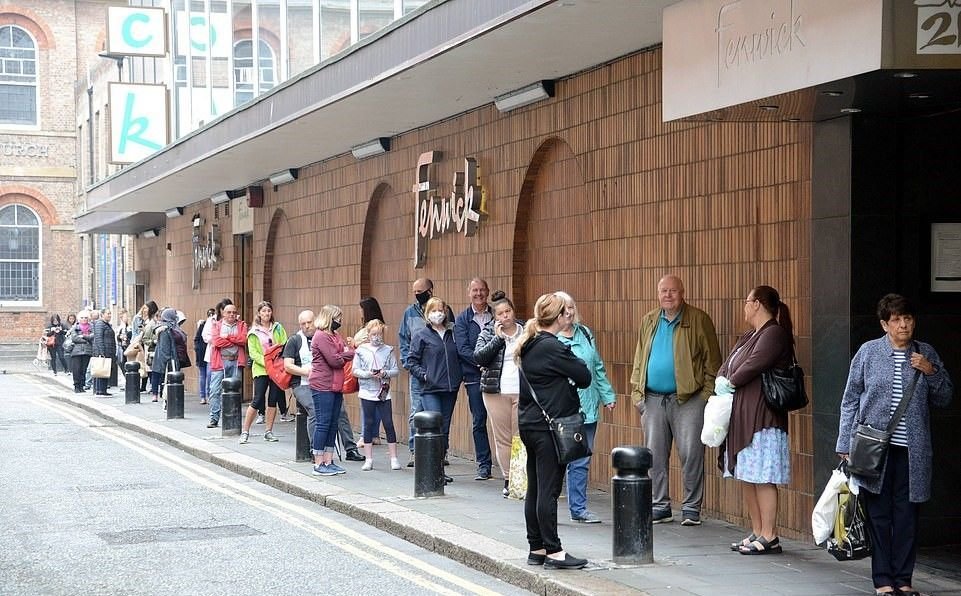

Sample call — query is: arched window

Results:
[0,25,38,126]
[0,204,41,302]
[233,39,275,105]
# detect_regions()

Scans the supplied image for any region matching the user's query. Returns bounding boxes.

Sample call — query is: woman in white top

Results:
[351,319,401,470]
[473,292,524,496]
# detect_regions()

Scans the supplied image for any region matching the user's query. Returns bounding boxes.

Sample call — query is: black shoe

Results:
[406,453,415,468]
[206,420,218,428]
[527,552,546,566]
[345,450,366,462]
[444,474,453,484]
[544,553,587,570]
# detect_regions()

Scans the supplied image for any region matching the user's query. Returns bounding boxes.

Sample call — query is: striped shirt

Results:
[890,350,909,447]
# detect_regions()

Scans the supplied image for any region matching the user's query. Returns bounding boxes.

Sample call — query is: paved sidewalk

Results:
[24,370,961,596]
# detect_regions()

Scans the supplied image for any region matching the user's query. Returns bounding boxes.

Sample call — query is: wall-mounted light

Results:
[142,228,159,239]
[192,214,202,228]
[210,191,233,205]
[268,168,298,186]
[494,80,555,113]
[165,207,184,218]
[350,137,391,159]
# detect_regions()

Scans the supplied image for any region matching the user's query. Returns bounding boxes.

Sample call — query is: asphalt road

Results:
[0,372,530,596]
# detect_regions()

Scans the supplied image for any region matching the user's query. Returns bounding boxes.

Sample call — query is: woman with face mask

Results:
[406,297,463,483]
[309,304,356,476]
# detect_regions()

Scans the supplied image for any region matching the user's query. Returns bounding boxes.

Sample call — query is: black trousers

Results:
[520,428,566,554]
[70,355,90,390]
[862,446,919,590]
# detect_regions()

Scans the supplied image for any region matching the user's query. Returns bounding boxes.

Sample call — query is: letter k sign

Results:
[111,85,167,163]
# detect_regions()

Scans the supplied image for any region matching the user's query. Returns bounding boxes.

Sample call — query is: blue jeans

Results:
[311,390,343,454]
[566,422,598,518]
[465,382,492,472]
[197,362,209,400]
[407,375,424,451]
[208,360,238,423]
[421,390,457,454]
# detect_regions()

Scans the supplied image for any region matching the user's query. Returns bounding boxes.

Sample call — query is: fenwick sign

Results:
[412,151,487,268]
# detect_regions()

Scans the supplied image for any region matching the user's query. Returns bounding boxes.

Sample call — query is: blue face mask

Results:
[369,335,384,347]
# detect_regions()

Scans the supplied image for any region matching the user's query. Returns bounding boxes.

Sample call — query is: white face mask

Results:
[369,335,383,346]
[428,311,445,325]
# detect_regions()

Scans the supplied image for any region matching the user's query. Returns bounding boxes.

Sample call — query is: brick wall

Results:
[146,47,815,537]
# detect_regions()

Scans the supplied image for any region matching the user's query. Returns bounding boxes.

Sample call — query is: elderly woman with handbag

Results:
[836,294,952,596]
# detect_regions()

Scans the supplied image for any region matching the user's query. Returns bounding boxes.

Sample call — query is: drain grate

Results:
[99,524,263,545]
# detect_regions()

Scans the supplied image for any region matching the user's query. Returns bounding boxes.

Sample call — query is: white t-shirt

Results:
[499,325,522,394]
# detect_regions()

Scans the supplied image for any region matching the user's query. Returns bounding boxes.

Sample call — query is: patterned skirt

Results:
[723,427,790,485]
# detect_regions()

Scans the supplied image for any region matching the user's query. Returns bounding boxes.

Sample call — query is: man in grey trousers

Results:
[630,275,721,526]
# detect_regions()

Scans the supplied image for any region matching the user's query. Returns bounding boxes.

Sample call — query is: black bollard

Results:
[221,377,242,436]
[413,411,445,497]
[611,445,654,565]
[124,362,141,405]
[165,370,185,419]
[295,405,311,462]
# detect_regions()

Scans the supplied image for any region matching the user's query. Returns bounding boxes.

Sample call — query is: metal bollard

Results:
[611,445,654,565]
[413,411,445,497]
[221,377,242,436]
[295,404,311,462]
[165,370,185,419]
[124,362,141,404]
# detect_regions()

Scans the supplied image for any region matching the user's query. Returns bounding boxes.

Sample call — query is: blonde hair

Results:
[364,319,386,334]
[424,297,446,314]
[315,304,343,332]
[514,293,567,364]
[552,290,580,324]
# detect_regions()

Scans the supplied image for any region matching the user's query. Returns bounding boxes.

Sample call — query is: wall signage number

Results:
[412,151,488,268]
[917,0,961,54]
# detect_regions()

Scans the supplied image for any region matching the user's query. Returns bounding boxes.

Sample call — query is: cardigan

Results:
[836,336,953,502]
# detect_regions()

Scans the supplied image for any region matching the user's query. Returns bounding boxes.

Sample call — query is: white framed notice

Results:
[108,83,170,164]
[930,222,961,292]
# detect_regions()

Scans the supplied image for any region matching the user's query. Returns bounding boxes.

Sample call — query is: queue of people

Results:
[39,277,952,589]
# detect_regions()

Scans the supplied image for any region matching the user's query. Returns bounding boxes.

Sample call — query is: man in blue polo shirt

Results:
[630,275,721,526]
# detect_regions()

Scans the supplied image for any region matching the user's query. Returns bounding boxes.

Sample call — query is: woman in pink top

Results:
[309,304,355,476]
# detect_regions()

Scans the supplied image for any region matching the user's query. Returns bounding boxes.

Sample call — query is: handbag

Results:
[826,476,873,561]
[761,356,808,412]
[342,359,359,394]
[812,462,850,544]
[518,368,591,465]
[90,356,112,379]
[847,366,921,479]
[507,435,528,500]
[45,334,56,348]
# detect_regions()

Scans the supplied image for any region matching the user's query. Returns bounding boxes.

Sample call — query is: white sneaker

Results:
[239,432,249,444]
[390,457,401,470]
[255,414,265,424]
[361,459,373,471]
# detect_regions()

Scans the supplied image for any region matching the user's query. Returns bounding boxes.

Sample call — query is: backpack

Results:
[167,327,191,370]
[265,342,291,390]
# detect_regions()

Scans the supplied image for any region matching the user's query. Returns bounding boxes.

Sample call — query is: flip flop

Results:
[731,533,757,551]
[738,536,782,555]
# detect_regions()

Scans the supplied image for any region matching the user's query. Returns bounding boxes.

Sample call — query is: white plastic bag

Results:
[700,393,733,447]
[812,465,849,544]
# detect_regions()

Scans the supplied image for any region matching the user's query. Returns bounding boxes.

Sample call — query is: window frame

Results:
[0,24,40,130]
[0,203,42,306]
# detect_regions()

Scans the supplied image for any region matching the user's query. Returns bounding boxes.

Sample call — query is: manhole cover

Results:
[99,524,263,545]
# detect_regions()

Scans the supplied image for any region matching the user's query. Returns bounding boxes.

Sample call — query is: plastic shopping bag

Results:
[825,469,873,561]
[700,393,733,447]
[507,435,527,500]
[812,463,849,544]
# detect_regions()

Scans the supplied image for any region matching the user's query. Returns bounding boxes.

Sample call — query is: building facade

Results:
[75,0,961,543]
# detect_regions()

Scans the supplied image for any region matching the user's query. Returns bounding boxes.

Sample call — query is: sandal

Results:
[738,536,782,555]
[730,533,757,551]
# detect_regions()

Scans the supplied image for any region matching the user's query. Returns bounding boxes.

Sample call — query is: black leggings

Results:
[48,345,68,373]
[70,355,90,390]
[251,375,284,411]
[520,428,566,554]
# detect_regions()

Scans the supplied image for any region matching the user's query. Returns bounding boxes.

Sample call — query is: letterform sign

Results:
[412,152,487,268]
[916,0,961,54]
[108,83,170,165]
[106,7,168,57]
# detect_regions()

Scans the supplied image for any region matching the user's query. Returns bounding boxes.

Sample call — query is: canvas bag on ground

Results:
[507,435,527,500]
[812,463,849,544]
[90,356,112,378]
[826,484,872,561]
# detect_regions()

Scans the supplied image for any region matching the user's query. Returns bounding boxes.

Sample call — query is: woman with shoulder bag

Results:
[45,314,69,375]
[836,294,952,596]
[719,285,794,556]
[68,310,95,393]
[516,293,592,570]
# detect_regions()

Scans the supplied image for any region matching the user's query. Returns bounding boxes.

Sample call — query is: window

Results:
[233,39,275,105]
[0,204,41,302]
[0,25,38,126]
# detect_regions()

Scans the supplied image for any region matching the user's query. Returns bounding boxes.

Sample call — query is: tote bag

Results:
[90,356,112,378]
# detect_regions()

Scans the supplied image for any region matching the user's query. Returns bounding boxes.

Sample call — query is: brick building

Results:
[75,0,961,544]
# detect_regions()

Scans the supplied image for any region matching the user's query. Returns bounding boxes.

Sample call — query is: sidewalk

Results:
[30,370,961,596]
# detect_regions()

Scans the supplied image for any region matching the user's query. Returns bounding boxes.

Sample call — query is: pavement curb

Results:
[42,386,645,596]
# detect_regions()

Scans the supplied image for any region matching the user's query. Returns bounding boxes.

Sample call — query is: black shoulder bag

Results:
[519,368,591,465]
[846,361,921,479]
[761,353,809,413]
